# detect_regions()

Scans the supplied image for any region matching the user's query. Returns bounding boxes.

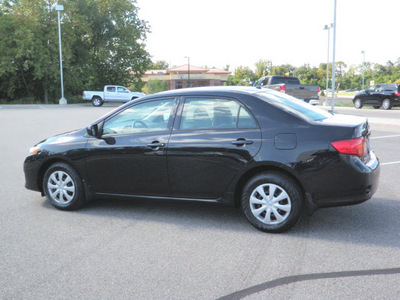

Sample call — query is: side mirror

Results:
[86,121,103,138]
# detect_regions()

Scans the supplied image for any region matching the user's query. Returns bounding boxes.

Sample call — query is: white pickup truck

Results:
[83,85,145,107]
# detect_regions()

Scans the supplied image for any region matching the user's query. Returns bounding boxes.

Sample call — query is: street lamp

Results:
[323,23,333,106]
[56,4,67,105]
[184,56,190,88]
[330,0,337,114]
[361,50,365,90]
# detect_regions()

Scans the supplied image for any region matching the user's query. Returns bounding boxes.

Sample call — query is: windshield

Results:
[256,90,331,121]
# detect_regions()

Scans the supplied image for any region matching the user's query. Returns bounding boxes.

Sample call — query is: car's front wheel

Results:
[241,172,303,233]
[354,98,363,109]
[43,163,85,210]
[381,98,392,110]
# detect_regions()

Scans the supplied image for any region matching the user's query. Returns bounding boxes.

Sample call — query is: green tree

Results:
[150,60,169,69]
[144,79,168,94]
[270,64,295,76]
[225,66,255,86]
[254,59,272,78]
[0,0,151,103]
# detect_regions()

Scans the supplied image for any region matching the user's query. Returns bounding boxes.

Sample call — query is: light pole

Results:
[361,50,365,90]
[330,0,337,114]
[56,4,67,105]
[323,23,333,106]
[184,56,190,88]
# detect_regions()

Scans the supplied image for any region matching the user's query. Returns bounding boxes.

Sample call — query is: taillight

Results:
[280,85,286,92]
[318,87,321,93]
[395,92,400,96]
[331,137,367,157]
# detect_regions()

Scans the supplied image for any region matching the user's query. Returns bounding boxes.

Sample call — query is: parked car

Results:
[353,84,400,110]
[83,85,145,107]
[254,75,320,105]
[24,86,380,233]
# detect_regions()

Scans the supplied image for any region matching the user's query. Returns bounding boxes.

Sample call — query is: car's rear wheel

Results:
[43,163,85,211]
[381,98,392,110]
[241,172,303,233]
[354,98,363,109]
[92,96,103,107]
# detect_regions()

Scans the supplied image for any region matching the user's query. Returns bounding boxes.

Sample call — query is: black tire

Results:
[353,98,363,109]
[92,96,103,107]
[373,105,381,109]
[43,163,85,211]
[381,98,392,110]
[241,172,303,233]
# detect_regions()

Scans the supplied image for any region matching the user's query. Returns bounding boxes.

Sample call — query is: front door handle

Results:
[231,138,253,146]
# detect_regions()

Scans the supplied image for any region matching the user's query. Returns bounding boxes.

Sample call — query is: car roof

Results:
[149,86,263,97]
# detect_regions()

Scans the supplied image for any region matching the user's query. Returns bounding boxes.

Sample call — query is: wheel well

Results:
[37,159,82,193]
[233,165,305,208]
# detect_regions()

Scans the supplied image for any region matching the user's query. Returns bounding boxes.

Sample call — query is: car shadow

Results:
[295,197,400,247]
[43,195,400,247]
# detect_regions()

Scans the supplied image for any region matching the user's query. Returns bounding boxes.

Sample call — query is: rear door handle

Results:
[231,138,253,146]
[147,141,165,149]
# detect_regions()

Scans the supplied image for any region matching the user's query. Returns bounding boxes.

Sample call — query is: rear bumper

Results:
[307,151,380,209]
[308,99,320,106]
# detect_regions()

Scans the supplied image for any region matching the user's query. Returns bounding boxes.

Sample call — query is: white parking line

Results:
[371,135,400,139]
[381,161,400,166]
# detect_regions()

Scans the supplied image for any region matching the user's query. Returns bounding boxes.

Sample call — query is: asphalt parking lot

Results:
[1,104,399,299]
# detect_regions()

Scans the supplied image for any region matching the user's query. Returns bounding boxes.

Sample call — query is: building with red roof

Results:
[143,64,231,90]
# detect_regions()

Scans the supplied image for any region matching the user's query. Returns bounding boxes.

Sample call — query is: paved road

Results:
[1,104,399,299]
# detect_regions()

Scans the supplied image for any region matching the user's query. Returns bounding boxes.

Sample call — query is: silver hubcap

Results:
[47,171,75,204]
[382,100,389,109]
[94,99,100,106]
[355,99,361,108]
[249,184,291,225]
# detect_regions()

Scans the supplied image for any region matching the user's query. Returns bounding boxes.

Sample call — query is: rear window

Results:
[256,90,331,121]
[270,77,300,85]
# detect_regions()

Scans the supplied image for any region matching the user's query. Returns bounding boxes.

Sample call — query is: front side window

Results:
[180,98,257,130]
[102,99,174,135]
[117,87,128,93]
[365,86,375,93]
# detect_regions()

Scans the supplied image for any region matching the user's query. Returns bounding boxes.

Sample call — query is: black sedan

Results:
[24,87,380,233]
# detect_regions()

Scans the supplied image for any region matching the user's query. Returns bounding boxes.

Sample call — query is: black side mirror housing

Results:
[86,121,103,138]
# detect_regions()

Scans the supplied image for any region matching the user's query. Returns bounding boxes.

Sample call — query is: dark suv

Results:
[353,84,400,110]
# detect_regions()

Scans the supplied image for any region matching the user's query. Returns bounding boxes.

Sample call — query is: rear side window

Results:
[256,90,331,121]
[180,98,257,130]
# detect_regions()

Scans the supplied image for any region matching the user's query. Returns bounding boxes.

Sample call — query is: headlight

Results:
[29,145,41,155]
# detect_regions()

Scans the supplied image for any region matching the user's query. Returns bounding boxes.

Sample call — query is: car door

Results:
[117,86,131,102]
[104,86,117,102]
[85,98,177,196]
[363,85,381,104]
[167,96,262,199]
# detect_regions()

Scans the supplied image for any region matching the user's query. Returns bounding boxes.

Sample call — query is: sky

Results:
[136,0,400,72]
